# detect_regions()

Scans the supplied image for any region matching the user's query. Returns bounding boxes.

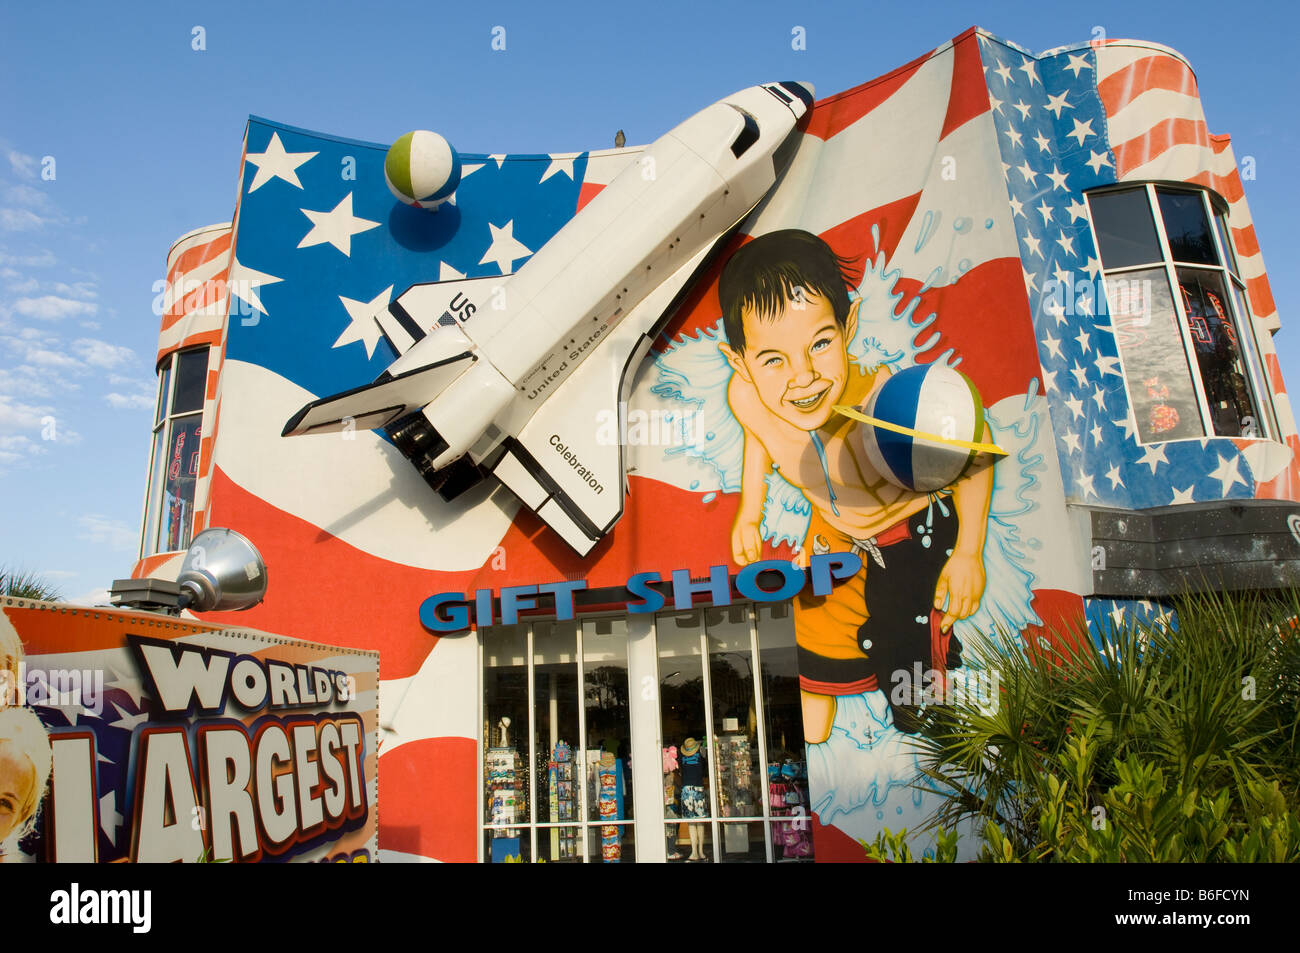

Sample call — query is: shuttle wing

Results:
[281,352,475,437]
[490,243,715,554]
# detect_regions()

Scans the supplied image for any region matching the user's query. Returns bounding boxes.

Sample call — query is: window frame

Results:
[138,347,209,558]
[1083,182,1277,444]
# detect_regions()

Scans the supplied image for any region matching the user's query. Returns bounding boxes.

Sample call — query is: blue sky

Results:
[1,0,1297,602]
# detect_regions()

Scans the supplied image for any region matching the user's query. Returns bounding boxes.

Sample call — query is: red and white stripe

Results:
[1097,40,1298,492]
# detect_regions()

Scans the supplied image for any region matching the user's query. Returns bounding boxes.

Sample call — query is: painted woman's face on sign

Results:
[0,739,36,843]
[720,291,859,432]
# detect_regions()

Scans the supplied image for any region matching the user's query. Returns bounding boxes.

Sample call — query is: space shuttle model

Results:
[282,81,814,555]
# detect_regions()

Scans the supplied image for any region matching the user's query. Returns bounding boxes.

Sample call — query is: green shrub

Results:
[866,589,1300,862]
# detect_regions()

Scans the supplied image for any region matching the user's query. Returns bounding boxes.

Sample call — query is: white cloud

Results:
[77,515,137,552]
[105,392,153,410]
[72,338,134,370]
[0,208,46,231]
[6,151,37,180]
[0,394,53,432]
[4,184,51,210]
[68,588,113,608]
[0,249,56,268]
[50,280,97,300]
[3,277,38,293]
[12,295,97,321]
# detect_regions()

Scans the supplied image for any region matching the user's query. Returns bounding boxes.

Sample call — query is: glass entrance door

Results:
[478,602,811,863]
[657,603,814,862]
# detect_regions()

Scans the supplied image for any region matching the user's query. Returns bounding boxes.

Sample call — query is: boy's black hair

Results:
[719,229,859,354]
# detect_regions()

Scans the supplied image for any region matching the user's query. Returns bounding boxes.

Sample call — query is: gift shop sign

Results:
[418,551,863,631]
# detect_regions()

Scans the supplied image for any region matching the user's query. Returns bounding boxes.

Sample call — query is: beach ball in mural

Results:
[856,363,984,493]
[384,131,462,210]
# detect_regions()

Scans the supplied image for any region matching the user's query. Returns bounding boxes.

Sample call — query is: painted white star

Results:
[1070,361,1089,387]
[1077,471,1097,498]
[488,154,507,168]
[245,132,317,192]
[1001,160,1012,180]
[100,790,124,845]
[227,257,283,318]
[1022,266,1038,294]
[1086,150,1113,174]
[1041,368,1057,391]
[1065,53,1092,78]
[1036,198,1055,225]
[1046,164,1070,192]
[1170,485,1196,504]
[1110,605,1127,629]
[1075,328,1091,354]
[1096,354,1121,377]
[298,193,380,256]
[1076,292,1094,317]
[1023,230,1043,259]
[107,667,147,708]
[1045,91,1072,118]
[1137,443,1169,474]
[1208,453,1248,494]
[109,700,149,732]
[1065,395,1085,420]
[1013,100,1032,120]
[1009,194,1026,220]
[479,220,533,275]
[1114,415,1137,443]
[1090,422,1105,445]
[1053,263,1072,286]
[1092,385,1107,411]
[1004,125,1024,148]
[1018,57,1041,86]
[540,153,578,183]
[1043,331,1063,361]
[988,93,1004,115]
[1017,159,1038,185]
[1032,131,1051,153]
[1062,429,1081,452]
[1139,598,1153,613]
[1067,118,1096,147]
[1056,231,1077,256]
[332,285,394,359]
[994,60,1013,83]
[1083,256,1102,281]
[459,162,485,181]
[1065,199,1088,222]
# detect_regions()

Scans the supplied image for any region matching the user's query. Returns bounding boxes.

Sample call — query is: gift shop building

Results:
[130,27,1300,863]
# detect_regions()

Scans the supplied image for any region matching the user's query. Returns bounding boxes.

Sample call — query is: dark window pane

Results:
[142,428,167,556]
[171,349,208,414]
[155,362,171,425]
[155,413,202,552]
[1157,189,1217,265]
[1213,209,1239,276]
[1103,268,1205,441]
[1177,268,1259,436]
[1088,189,1162,268]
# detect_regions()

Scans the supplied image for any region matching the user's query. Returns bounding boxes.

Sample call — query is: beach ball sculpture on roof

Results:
[853,363,988,493]
[385,130,462,210]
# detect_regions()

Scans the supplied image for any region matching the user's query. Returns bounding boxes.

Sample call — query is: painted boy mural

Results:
[715,229,994,743]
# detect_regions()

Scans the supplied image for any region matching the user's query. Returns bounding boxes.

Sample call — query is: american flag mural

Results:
[128,27,1295,861]
[983,32,1300,509]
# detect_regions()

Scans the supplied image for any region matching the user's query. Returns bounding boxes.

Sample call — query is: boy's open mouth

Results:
[787,384,829,410]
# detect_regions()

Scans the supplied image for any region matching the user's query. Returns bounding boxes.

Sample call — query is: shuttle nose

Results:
[779,81,815,110]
